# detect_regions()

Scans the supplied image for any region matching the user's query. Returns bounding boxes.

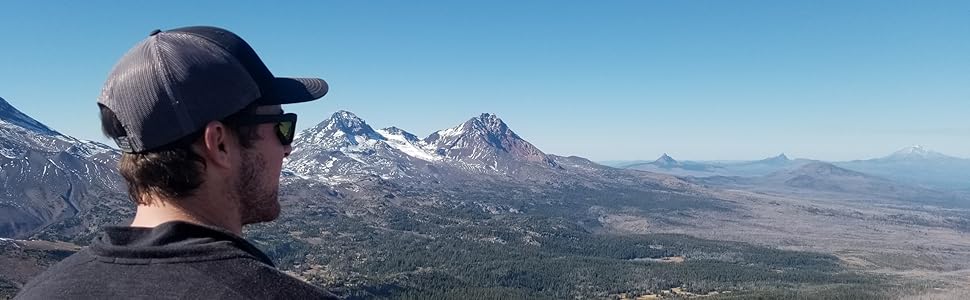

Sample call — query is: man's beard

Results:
[235,149,281,225]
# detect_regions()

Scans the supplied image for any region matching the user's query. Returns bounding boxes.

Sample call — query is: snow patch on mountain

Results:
[886,145,949,160]
[1,146,18,159]
[375,128,439,162]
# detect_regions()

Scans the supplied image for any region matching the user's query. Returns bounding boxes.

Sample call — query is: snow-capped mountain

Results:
[295,110,385,150]
[835,146,970,191]
[422,113,557,172]
[882,145,952,161]
[286,111,442,183]
[285,111,560,182]
[0,97,128,239]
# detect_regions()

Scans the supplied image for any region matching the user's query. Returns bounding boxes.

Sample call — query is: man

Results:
[16,26,337,299]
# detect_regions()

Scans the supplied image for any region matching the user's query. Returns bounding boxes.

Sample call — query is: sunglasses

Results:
[229,113,298,146]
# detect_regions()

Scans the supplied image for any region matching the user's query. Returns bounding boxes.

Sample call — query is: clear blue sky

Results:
[1,1,967,161]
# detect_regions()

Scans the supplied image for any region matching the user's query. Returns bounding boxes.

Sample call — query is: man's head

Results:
[97,26,327,224]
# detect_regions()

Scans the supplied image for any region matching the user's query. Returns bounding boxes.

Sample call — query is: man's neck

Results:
[130,194,243,235]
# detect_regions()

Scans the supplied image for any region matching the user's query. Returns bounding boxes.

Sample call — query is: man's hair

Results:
[100,104,262,205]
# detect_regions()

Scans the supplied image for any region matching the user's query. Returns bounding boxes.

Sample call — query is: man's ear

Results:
[198,121,236,169]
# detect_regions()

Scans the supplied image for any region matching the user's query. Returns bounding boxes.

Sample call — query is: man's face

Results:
[235,105,291,225]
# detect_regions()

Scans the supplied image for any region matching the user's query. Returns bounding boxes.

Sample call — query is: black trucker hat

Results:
[97,26,328,153]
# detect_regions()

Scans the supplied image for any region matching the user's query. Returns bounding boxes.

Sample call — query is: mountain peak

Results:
[0,96,60,135]
[653,153,679,166]
[295,110,384,150]
[331,110,364,122]
[886,145,948,160]
[897,145,928,153]
[324,110,373,132]
[475,112,501,122]
[426,113,513,144]
[745,153,793,166]
[466,113,508,131]
[423,113,554,168]
[461,113,521,148]
[767,153,790,161]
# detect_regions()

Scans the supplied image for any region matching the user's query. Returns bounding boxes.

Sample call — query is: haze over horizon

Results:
[1,1,967,161]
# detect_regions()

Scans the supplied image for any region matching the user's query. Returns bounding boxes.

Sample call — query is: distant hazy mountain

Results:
[623,153,812,177]
[756,153,793,165]
[767,162,911,195]
[615,146,970,192]
[692,161,961,206]
[0,97,129,239]
[651,153,679,167]
[625,153,723,174]
[834,146,970,191]
[721,154,816,177]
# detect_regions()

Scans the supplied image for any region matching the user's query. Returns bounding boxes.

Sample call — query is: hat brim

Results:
[258,77,329,105]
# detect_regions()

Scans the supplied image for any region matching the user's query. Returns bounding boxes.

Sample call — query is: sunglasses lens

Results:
[277,121,294,145]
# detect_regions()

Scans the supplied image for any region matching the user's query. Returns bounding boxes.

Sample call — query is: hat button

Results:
[149,29,162,36]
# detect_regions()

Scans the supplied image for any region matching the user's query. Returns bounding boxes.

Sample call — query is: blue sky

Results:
[1,1,967,161]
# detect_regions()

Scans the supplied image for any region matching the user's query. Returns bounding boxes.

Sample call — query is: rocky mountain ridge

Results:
[0,97,129,239]
[285,111,561,183]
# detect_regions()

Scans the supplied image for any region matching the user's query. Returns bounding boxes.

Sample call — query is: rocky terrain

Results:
[0,238,79,298]
[2,97,969,298]
[0,97,130,241]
